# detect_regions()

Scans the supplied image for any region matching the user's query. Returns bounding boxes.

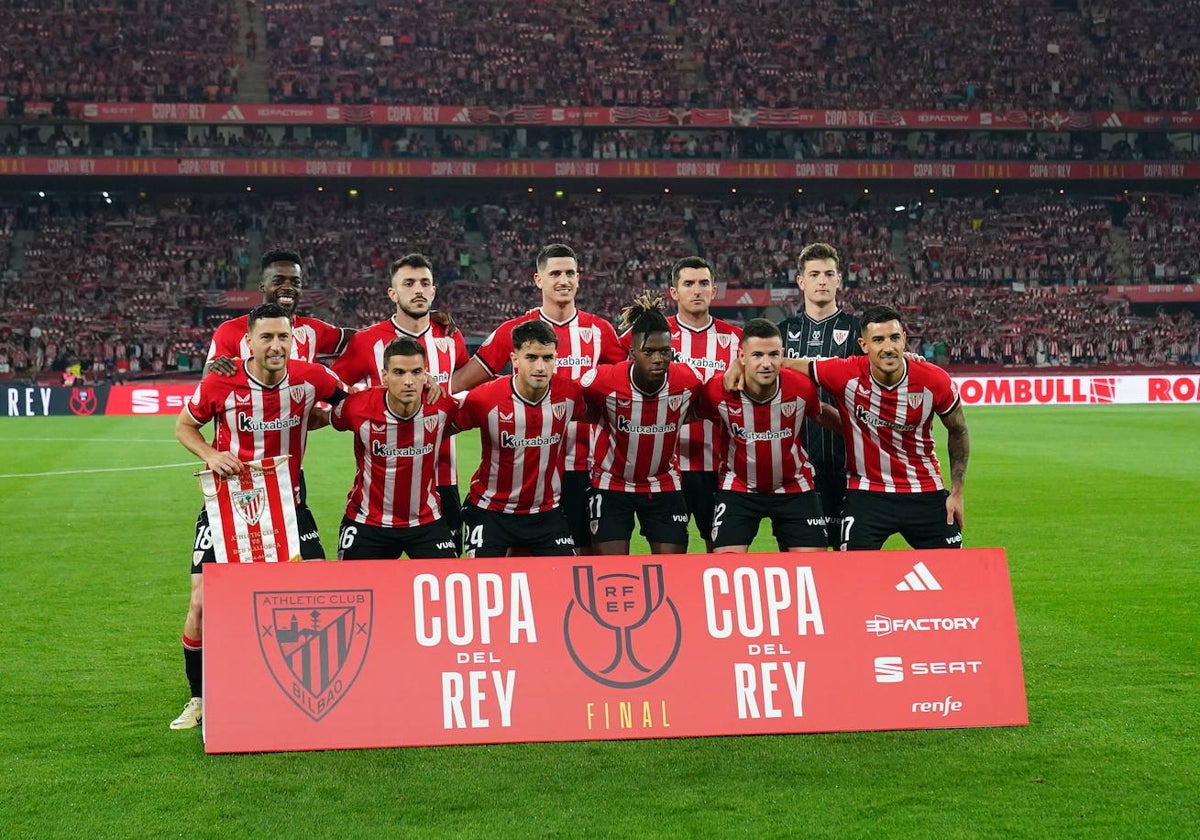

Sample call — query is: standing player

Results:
[206,248,351,373]
[777,242,862,547]
[332,254,468,552]
[454,320,589,557]
[807,304,969,551]
[452,243,625,553]
[170,302,348,730]
[331,337,460,560]
[696,319,838,553]
[581,294,702,555]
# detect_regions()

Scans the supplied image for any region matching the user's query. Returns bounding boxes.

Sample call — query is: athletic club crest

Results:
[563,565,682,689]
[908,393,925,409]
[578,327,594,344]
[434,337,451,353]
[289,385,307,404]
[552,402,567,420]
[231,487,266,525]
[833,329,849,345]
[423,415,439,433]
[255,590,373,721]
[716,334,731,349]
[781,401,796,418]
[668,395,683,412]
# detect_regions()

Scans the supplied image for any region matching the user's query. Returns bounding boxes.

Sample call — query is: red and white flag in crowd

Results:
[198,456,300,564]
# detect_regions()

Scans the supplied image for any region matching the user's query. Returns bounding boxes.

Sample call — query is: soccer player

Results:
[454,320,589,557]
[696,319,838,553]
[332,254,468,552]
[205,248,351,373]
[170,302,348,730]
[581,294,702,555]
[452,243,624,553]
[331,336,460,560]
[807,304,969,551]
[777,242,862,547]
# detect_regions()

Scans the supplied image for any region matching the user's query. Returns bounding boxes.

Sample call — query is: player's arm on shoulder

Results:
[939,402,969,527]
[816,401,842,432]
[204,356,238,377]
[175,408,242,476]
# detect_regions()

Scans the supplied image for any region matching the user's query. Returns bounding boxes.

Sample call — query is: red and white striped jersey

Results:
[454,374,587,514]
[668,315,740,471]
[331,388,458,528]
[206,314,347,364]
[185,360,344,501]
[695,369,820,494]
[474,308,624,471]
[332,317,468,486]
[581,361,702,493]
[812,357,960,493]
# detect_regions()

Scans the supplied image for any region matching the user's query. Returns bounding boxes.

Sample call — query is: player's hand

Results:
[430,309,459,336]
[309,406,331,430]
[946,490,964,528]
[423,373,445,403]
[205,451,243,477]
[904,352,927,363]
[722,358,746,392]
[205,356,238,376]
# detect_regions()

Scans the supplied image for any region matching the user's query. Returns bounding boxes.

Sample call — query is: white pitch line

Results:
[0,462,199,479]
[0,437,179,443]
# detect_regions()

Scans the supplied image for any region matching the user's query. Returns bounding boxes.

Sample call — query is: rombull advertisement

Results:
[203,549,1027,753]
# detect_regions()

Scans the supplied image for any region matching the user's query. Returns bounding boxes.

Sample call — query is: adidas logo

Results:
[1101,112,1122,128]
[221,105,246,121]
[895,561,941,591]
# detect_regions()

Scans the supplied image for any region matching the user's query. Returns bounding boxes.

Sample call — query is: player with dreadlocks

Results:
[579,292,703,554]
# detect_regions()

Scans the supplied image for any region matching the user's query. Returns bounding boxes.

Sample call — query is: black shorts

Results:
[337,516,459,560]
[811,467,847,549]
[681,470,719,536]
[461,504,576,558]
[191,503,324,574]
[560,470,594,549]
[588,487,689,547]
[840,489,963,551]
[711,489,827,550]
[437,484,463,554]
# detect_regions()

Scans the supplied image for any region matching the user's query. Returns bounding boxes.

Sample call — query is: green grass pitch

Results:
[1,406,1197,838]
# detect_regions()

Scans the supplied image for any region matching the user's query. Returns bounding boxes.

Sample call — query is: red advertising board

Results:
[3,156,1195,181]
[202,549,1026,753]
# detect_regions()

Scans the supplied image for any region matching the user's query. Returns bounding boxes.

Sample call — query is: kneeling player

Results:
[454,320,588,557]
[331,337,460,559]
[697,319,840,553]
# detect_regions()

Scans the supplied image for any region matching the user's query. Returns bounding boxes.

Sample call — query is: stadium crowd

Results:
[2,188,1198,383]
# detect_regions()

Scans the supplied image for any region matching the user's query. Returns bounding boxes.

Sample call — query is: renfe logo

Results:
[912,695,964,716]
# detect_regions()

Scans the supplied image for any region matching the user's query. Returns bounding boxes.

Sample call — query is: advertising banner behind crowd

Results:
[202,548,1026,753]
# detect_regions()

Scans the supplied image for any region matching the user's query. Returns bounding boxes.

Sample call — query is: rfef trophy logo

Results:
[69,388,98,416]
[254,590,373,721]
[564,564,681,689]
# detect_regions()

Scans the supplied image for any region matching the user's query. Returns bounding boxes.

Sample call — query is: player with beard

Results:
[170,302,349,731]
[806,305,969,551]
[454,320,589,557]
[333,254,468,552]
[580,293,702,555]
[777,242,863,547]
[205,248,351,373]
[695,319,838,553]
[331,336,460,560]
[452,243,624,554]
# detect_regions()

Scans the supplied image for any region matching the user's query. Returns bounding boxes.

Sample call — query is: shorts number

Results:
[711,502,727,532]
[339,526,358,550]
[839,515,856,550]
[466,524,484,550]
[588,492,603,522]
[193,526,213,551]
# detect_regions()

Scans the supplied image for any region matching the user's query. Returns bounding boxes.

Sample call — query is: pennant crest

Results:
[833,329,850,346]
[290,385,307,404]
[232,488,266,525]
[255,590,373,721]
[781,401,796,418]
[716,334,732,349]
[553,402,567,420]
[578,327,594,344]
[908,393,925,409]
[668,395,684,412]
[423,415,440,434]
